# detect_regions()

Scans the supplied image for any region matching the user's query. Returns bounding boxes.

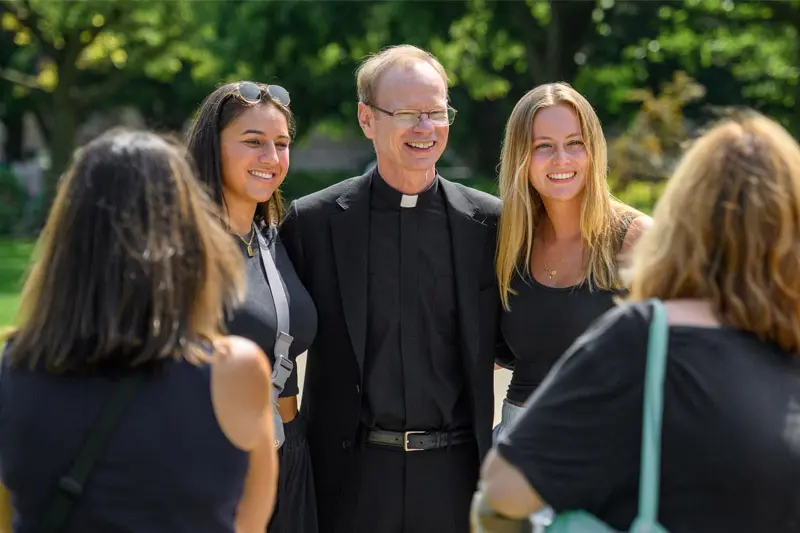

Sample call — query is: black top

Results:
[226,227,318,397]
[361,173,470,432]
[0,354,248,533]
[501,275,617,404]
[501,216,634,404]
[498,301,800,533]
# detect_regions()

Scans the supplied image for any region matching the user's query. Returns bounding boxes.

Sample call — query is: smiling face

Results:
[357,61,449,175]
[220,103,290,209]
[529,103,589,204]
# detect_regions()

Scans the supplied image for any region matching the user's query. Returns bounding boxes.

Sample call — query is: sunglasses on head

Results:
[232,81,291,107]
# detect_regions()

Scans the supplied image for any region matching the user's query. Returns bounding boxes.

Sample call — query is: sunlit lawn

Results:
[0,239,34,328]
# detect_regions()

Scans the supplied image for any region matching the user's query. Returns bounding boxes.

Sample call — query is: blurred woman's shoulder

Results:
[209,336,273,451]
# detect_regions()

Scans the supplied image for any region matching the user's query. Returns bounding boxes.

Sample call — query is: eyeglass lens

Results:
[392,108,455,126]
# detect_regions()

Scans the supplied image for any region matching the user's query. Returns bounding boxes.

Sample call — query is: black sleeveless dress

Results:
[500,216,634,405]
[225,226,318,533]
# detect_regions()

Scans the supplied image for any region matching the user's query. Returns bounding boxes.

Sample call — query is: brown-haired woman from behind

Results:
[475,110,800,532]
[0,128,278,533]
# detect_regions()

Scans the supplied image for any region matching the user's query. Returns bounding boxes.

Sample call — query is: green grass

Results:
[0,239,35,328]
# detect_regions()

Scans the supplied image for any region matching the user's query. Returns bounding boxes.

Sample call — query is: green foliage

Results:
[430,0,521,101]
[622,0,800,128]
[611,179,667,215]
[4,0,800,209]
[2,0,207,88]
[610,71,706,187]
[0,0,222,206]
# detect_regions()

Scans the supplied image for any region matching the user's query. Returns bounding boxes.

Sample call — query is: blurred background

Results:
[1,0,799,329]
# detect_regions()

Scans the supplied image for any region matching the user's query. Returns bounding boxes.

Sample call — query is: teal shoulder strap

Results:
[637,299,669,523]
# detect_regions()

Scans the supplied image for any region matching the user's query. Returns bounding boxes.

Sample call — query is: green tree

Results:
[610,71,706,213]
[0,0,215,201]
[621,0,800,131]
[194,0,639,179]
[431,0,622,176]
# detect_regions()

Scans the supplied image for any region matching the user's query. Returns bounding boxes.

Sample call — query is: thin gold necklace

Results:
[542,236,564,280]
[236,223,256,257]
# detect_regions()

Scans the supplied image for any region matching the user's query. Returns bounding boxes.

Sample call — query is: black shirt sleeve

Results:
[496,302,651,515]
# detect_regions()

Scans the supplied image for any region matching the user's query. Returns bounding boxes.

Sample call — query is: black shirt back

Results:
[498,301,800,533]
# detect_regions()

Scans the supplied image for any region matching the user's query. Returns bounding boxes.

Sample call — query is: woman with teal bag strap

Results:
[472,299,669,533]
[473,111,800,533]
[543,298,669,533]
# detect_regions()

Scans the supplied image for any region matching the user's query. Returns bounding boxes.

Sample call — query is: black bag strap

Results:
[38,373,146,532]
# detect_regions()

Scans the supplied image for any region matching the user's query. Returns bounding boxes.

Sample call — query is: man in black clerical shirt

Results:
[280,44,506,533]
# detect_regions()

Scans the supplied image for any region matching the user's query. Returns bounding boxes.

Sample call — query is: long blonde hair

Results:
[496,82,635,310]
[627,111,800,356]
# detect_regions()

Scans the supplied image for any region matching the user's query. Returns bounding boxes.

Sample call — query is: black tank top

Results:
[501,215,634,404]
[0,355,249,533]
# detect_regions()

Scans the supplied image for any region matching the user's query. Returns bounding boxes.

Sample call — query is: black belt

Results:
[365,428,474,452]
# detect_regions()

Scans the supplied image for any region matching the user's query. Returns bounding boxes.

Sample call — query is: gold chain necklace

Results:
[542,236,565,280]
[236,223,256,257]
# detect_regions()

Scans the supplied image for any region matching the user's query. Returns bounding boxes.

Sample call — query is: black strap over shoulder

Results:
[38,372,145,532]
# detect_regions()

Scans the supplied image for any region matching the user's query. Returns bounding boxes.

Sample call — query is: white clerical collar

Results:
[400,195,418,208]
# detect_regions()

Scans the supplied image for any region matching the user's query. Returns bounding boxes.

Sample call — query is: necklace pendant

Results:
[550,269,557,278]
[246,244,254,257]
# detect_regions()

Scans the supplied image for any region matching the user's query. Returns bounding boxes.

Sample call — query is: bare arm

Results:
[480,449,546,519]
[212,336,279,533]
[235,436,278,533]
[620,215,653,259]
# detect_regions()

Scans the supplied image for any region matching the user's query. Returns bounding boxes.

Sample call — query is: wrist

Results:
[470,490,533,533]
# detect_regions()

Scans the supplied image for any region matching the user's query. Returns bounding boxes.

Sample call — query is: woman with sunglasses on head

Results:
[493,83,652,443]
[187,81,318,533]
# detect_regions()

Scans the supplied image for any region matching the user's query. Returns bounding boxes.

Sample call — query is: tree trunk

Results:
[4,111,23,161]
[44,85,78,206]
[469,98,509,180]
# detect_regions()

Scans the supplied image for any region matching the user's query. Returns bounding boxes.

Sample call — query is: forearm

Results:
[479,450,545,520]
[235,437,279,533]
[470,490,533,533]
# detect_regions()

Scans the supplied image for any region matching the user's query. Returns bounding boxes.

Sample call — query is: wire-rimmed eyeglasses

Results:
[367,103,457,127]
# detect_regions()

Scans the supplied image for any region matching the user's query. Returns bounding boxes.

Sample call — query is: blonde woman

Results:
[493,83,651,442]
[476,110,800,532]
